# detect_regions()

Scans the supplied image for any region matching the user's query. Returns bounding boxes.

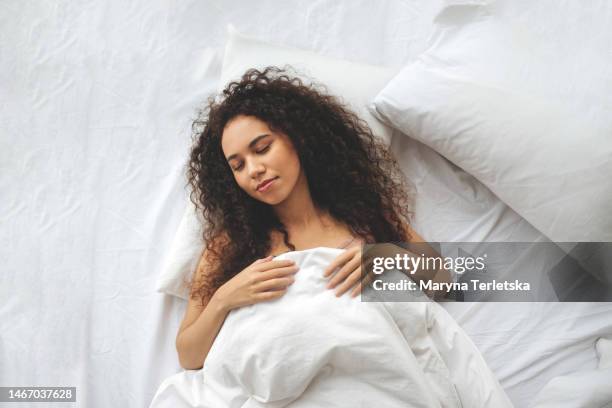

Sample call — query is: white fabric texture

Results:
[596,337,612,370]
[151,247,513,408]
[371,2,612,243]
[531,337,612,408]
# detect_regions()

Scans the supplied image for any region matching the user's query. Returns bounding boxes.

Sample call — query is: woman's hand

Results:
[213,256,299,312]
[323,246,366,298]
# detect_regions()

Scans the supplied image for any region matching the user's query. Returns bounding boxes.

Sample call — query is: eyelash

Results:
[232,144,271,171]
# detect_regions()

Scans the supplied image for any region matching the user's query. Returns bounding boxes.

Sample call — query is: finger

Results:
[350,282,362,298]
[323,246,361,277]
[256,265,299,281]
[327,256,360,289]
[252,256,273,265]
[254,288,287,302]
[256,259,296,271]
[345,263,376,297]
[326,256,359,288]
[362,252,385,276]
[254,277,295,292]
[361,270,376,288]
[334,268,362,297]
[349,270,376,298]
[323,248,356,277]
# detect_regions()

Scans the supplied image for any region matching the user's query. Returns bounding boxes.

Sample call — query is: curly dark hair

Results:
[187,66,413,302]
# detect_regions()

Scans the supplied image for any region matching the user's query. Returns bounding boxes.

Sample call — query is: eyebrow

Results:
[226,134,271,162]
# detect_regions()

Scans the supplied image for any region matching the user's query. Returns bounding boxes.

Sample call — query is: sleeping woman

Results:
[171,66,511,407]
[177,66,425,368]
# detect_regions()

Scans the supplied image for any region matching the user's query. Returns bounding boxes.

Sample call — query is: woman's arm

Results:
[175,245,229,370]
[175,238,299,370]
[176,298,229,370]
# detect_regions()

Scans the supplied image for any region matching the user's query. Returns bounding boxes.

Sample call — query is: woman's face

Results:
[221,115,303,205]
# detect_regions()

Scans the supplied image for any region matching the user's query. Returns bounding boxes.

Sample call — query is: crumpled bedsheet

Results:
[531,337,612,408]
[150,247,512,407]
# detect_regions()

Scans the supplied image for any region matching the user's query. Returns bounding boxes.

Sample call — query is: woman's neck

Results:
[273,170,328,229]
[278,204,331,231]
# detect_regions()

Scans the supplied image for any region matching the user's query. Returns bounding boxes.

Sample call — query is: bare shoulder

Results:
[178,233,229,336]
[266,230,287,257]
[193,232,229,285]
[405,224,425,243]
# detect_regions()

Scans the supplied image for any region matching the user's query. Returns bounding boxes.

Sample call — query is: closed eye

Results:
[256,144,271,154]
[231,144,271,171]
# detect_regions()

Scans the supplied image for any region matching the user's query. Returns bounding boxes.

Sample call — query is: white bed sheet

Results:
[389,133,612,408]
[2,1,611,407]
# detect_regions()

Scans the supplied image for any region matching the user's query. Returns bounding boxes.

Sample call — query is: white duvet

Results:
[151,247,512,407]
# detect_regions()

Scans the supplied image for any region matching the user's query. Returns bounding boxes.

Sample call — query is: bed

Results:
[2,1,611,407]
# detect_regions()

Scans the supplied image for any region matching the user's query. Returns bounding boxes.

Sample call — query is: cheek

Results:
[234,173,248,189]
[226,168,244,188]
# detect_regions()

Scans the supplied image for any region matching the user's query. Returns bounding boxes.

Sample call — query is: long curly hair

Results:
[187,66,413,302]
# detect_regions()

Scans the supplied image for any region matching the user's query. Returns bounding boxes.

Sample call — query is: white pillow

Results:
[156,200,203,299]
[157,26,398,299]
[371,4,612,243]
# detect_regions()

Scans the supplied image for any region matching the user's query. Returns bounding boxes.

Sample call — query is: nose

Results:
[246,157,265,179]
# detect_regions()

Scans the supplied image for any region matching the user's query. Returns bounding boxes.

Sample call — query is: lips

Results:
[256,177,278,192]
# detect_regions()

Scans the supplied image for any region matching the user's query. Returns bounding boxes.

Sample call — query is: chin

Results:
[248,191,280,205]
[261,196,286,206]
